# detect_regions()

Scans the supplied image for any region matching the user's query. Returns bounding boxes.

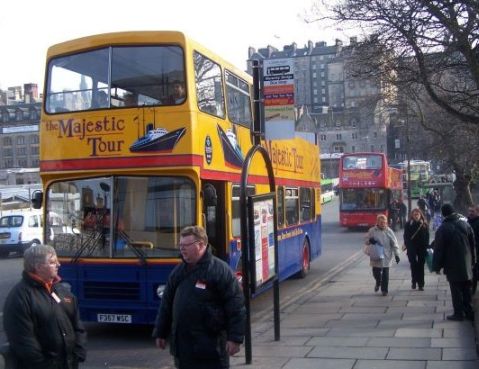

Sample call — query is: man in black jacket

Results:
[3,244,87,369]
[467,204,479,257]
[152,226,245,369]
[467,204,479,293]
[432,204,476,321]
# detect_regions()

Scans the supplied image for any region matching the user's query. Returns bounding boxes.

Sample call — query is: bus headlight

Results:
[156,285,166,298]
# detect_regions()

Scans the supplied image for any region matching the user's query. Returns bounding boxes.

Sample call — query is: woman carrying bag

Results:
[365,214,401,296]
[403,208,430,290]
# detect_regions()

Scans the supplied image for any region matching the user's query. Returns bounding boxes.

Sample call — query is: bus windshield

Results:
[340,188,387,211]
[45,45,185,113]
[342,154,383,170]
[46,176,195,259]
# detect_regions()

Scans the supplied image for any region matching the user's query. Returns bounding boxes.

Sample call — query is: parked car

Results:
[0,209,43,258]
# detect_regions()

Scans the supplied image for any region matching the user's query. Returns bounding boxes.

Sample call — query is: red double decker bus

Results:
[338,152,403,228]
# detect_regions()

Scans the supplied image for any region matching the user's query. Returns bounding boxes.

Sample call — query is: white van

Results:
[0,209,43,258]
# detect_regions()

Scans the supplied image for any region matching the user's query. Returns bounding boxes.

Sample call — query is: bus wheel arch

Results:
[297,237,311,279]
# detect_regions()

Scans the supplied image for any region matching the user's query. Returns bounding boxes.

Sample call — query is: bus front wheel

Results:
[297,240,311,279]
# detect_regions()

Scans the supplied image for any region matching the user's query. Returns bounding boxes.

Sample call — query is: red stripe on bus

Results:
[40,155,203,171]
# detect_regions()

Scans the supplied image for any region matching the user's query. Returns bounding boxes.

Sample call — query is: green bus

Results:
[398,160,431,198]
[320,178,337,204]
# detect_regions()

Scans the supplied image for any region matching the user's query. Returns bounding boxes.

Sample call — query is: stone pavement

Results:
[231,252,479,369]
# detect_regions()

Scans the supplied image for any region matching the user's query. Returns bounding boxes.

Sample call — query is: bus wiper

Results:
[71,231,103,263]
[117,230,147,266]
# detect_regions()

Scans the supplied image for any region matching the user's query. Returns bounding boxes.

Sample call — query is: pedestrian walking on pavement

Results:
[366,214,401,296]
[432,203,476,321]
[403,208,429,291]
[152,225,245,369]
[467,204,479,293]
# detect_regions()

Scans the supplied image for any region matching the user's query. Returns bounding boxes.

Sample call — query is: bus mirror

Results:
[203,184,217,207]
[31,190,43,209]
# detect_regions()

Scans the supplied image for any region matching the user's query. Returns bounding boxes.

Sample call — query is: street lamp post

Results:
[398,118,412,213]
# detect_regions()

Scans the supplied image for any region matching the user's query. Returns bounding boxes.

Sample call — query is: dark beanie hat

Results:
[441,203,455,217]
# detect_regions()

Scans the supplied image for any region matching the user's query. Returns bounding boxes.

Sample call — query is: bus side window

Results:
[285,187,299,226]
[277,187,284,228]
[300,187,312,222]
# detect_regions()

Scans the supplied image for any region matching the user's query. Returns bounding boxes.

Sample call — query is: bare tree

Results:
[399,85,479,211]
[309,0,479,125]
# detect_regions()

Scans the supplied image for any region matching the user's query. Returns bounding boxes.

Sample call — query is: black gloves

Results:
[395,255,400,264]
[369,238,377,244]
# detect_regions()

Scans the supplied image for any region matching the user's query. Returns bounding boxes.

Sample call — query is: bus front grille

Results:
[84,281,140,300]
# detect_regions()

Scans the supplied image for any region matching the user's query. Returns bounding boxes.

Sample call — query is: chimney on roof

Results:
[248,47,256,59]
[335,39,343,46]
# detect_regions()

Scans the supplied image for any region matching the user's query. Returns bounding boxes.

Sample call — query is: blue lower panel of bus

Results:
[60,262,177,325]
[249,216,322,296]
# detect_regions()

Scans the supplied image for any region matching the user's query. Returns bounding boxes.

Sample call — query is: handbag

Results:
[363,243,372,256]
[369,242,385,261]
[425,248,433,272]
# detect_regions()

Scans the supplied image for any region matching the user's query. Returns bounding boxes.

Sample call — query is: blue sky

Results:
[0,0,349,90]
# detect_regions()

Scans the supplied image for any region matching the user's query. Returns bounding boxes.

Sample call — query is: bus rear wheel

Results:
[297,240,311,279]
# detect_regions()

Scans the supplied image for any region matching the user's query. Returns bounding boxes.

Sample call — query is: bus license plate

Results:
[97,314,132,324]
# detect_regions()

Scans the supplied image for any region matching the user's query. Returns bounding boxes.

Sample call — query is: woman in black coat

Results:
[403,208,430,290]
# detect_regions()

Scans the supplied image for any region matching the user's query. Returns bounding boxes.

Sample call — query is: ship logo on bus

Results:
[217,125,243,169]
[129,126,186,152]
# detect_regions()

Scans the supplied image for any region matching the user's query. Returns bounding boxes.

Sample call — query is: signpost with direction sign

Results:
[263,58,295,140]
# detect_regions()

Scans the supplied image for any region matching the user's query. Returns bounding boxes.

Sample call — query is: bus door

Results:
[202,181,227,261]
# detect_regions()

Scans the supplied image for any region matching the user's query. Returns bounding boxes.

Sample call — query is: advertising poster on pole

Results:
[263,58,295,140]
[248,193,277,292]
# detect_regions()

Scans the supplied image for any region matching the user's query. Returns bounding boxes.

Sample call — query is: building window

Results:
[370,145,374,151]
[16,111,23,121]
[320,134,326,141]
[17,147,27,156]
[32,159,39,167]
[18,159,28,167]
[352,146,356,152]
[373,132,378,138]
[16,136,25,145]
[30,135,39,144]
[3,148,13,157]
[3,137,12,146]
[31,146,39,155]
[352,133,358,139]
[336,134,342,140]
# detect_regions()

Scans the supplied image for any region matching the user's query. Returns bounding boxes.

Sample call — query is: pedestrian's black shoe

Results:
[418,286,424,291]
[374,282,380,292]
[411,282,416,289]
[465,313,475,321]
[446,314,464,321]
[382,291,388,296]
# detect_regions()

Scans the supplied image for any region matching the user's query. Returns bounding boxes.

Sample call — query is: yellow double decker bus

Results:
[36,31,322,324]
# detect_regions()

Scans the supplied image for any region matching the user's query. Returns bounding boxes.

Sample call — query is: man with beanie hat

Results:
[432,203,476,321]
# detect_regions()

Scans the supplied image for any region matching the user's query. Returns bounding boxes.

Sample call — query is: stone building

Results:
[0,83,41,184]
[248,38,395,156]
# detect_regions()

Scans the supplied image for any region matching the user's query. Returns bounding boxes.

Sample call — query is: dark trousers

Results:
[372,267,390,293]
[449,280,473,318]
[407,247,426,287]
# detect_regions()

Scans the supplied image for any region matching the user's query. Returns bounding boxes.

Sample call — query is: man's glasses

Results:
[177,240,200,248]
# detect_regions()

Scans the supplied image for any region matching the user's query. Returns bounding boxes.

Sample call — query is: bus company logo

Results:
[268,143,304,173]
[46,117,126,157]
[205,135,212,165]
[343,171,376,180]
